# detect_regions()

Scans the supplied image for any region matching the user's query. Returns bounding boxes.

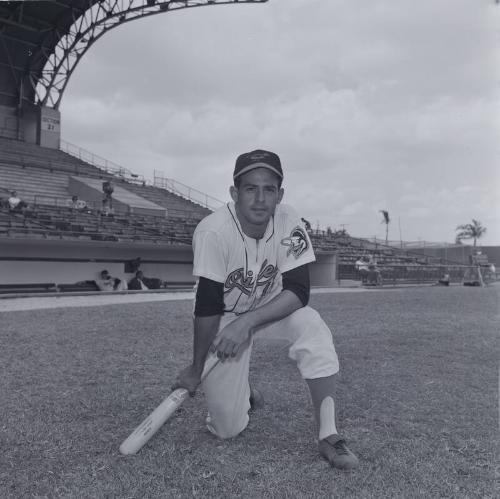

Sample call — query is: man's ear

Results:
[230,185,238,203]
[277,187,284,204]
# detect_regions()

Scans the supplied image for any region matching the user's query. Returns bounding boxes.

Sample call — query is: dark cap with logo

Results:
[233,149,283,181]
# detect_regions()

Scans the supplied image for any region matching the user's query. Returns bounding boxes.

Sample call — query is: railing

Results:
[60,140,145,183]
[338,263,474,284]
[309,229,464,267]
[30,194,205,221]
[59,140,223,211]
[153,172,224,211]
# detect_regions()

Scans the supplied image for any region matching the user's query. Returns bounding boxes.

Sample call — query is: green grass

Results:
[1,286,498,498]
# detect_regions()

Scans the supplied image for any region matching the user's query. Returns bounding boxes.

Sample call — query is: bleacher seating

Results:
[0,136,211,219]
[0,137,468,283]
[0,137,213,244]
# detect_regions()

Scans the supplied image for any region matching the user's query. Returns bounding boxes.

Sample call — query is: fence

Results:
[338,263,496,286]
[30,195,204,221]
[60,140,145,183]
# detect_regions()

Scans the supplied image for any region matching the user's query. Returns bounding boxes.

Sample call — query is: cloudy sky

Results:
[61,0,500,245]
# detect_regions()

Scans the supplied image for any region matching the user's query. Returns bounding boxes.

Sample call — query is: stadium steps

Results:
[0,163,71,202]
[0,137,211,222]
[120,181,211,220]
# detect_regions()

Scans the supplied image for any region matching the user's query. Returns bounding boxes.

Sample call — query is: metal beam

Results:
[32,0,268,108]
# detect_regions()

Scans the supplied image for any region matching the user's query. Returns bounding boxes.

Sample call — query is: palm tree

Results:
[455,219,487,247]
[380,210,390,244]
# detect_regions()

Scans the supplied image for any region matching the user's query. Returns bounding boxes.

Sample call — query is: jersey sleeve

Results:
[277,206,316,273]
[192,229,227,283]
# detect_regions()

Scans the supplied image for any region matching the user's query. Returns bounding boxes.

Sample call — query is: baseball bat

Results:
[119,356,219,455]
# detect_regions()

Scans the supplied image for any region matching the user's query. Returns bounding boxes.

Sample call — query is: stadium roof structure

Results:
[0,0,268,110]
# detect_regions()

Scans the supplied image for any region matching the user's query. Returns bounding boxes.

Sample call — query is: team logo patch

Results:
[281,226,309,259]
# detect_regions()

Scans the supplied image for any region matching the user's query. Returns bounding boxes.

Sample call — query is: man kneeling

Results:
[174,150,358,470]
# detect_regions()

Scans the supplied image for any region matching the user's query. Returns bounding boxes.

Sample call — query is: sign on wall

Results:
[41,115,60,132]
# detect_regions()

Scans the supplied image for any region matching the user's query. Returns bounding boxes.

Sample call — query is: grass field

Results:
[1,285,498,498]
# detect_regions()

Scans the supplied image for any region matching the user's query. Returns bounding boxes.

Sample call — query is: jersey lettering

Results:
[225,259,278,298]
[193,203,315,314]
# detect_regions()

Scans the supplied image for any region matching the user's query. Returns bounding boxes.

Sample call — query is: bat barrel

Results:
[119,356,220,455]
[119,388,189,455]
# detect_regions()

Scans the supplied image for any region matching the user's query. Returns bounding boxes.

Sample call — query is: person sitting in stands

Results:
[67,195,88,211]
[437,273,450,286]
[367,256,381,285]
[355,256,370,283]
[96,269,128,292]
[8,191,28,213]
[128,270,149,291]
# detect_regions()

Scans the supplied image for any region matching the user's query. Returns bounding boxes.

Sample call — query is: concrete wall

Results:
[0,239,193,285]
[309,252,337,286]
[38,106,61,149]
[1,104,60,148]
[0,104,19,139]
[21,103,38,144]
[0,238,337,288]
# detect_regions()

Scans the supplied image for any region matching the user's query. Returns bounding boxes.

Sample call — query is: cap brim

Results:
[234,162,283,179]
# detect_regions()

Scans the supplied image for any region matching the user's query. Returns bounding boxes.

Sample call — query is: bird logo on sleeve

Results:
[281,226,309,259]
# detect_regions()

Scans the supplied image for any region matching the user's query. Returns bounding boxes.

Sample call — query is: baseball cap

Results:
[233,149,283,182]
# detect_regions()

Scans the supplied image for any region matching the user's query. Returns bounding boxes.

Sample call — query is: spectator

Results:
[96,269,127,292]
[367,256,381,285]
[67,195,88,211]
[8,191,28,213]
[355,256,370,283]
[301,217,312,231]
[489,263,496,276]
[102,181,114,215]
[437,273,450,286]
[128,271,149,291]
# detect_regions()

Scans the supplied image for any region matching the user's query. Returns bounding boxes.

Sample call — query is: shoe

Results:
[249,387,265,410]
[318,435,359,470]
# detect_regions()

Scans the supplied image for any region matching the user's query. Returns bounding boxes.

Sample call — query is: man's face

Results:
[230,168,284,233]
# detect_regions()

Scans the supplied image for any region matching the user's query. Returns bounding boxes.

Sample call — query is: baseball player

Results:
[174,149,358,470]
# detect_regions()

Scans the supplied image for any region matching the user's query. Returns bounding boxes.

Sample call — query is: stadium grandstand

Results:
[0,1,492,296]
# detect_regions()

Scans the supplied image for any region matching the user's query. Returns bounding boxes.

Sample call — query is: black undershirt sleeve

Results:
[194,277,224,317]
[282,264,310,307]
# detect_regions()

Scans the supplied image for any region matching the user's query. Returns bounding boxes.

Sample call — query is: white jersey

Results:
[193,202,315,315]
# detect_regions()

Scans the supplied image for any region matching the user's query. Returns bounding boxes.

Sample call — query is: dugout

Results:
[0,238,338,290]
[0,238,194,289]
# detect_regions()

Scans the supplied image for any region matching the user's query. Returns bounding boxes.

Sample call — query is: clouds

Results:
[61,0,500,244]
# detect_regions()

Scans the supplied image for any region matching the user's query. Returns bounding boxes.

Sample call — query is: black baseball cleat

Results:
[249,387,265,411]
[318,434,359,470]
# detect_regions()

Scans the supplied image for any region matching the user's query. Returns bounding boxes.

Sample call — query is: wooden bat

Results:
[119,357,219,455]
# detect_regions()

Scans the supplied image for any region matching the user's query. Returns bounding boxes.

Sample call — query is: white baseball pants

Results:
[201,306,339,439]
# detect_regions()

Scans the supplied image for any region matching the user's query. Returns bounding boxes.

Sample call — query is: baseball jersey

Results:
[193,202,315,315]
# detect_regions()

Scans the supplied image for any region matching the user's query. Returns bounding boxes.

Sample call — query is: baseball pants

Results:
[201,305,339,439]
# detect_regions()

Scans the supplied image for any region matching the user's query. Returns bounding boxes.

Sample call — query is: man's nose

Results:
[255,188,265,203]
